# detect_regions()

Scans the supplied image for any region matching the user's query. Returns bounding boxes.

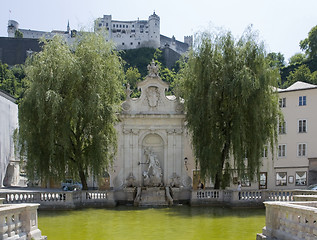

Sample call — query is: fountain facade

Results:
[112,60,193,195]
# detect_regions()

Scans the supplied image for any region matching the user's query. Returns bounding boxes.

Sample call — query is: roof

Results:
[278,81,317,93]
[0,89,16,103]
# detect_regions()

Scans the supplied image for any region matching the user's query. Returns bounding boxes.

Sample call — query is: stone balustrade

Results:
[0,199,46,240]
[0,189,316,209]
[257,201,317,240]
[0,190,116,209]
[190,189,317,207]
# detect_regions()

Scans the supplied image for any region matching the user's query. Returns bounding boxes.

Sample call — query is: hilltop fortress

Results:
[95,12,192,55]
[6,12,192,61]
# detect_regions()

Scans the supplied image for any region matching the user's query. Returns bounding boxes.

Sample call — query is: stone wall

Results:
[0,90,19,187]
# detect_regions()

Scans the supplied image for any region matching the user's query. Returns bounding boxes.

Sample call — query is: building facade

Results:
[0,90,20,187]
[272,82,317,189]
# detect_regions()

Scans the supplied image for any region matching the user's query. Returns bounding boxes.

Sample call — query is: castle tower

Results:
[184,35,193,48]
[7,20,19,38]
[67,20,70,33]
[148,11,160,48]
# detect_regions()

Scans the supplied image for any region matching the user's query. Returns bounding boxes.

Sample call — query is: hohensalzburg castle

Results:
[7,12,192,56]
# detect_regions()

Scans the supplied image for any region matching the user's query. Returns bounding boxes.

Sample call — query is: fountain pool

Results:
[39,206,265,240]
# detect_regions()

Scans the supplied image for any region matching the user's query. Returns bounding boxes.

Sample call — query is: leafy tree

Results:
[284,64,317,88]
[17,33,124,189]
[0,62,26,99]
[266,52,285,69]
[300,25,317,59]
[177,29,280,189]
[120,48,156,77]
[14,30,23,38]
[288,53,307,65]
[125,67,141,98]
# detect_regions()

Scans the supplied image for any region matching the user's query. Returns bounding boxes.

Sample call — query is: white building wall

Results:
[0,91,19,187]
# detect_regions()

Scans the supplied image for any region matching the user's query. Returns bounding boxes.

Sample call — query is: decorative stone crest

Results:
[147,59,160,77]
[146,86,160,108]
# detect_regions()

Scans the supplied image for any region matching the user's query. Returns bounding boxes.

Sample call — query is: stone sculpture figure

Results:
[125,172,136,187]
[147,59,160,77]
[143,148,163,187]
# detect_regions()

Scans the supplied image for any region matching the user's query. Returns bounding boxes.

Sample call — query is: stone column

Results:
[122,128,131,186]
[166,129,175,185]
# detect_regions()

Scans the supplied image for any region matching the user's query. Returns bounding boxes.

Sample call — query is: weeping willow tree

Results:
[178,28,280,189]
[17,33,124,189]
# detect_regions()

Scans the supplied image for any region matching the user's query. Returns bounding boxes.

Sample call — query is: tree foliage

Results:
[288,53,306,65]
[300,25,317,59]
[125,67,141,98]
[17,33,124,189]
[177,29,280,189]
[266,52,285,69]
[284,64,317,88]
[0,62,26,99]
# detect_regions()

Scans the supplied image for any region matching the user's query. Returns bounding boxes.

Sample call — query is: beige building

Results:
[273,81,317,189]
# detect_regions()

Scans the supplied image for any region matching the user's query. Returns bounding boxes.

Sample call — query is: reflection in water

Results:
[39,206,265,240]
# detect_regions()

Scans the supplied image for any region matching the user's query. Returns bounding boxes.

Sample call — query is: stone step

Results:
[139,188,168,207]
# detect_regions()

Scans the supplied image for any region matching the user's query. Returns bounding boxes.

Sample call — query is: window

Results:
[279,98,286,108]
[299,119,307,133]
[278,144,286,157]
[259,172,267,189]
[279,121,286,134]
[298,143,307,156]
[130,42,133,45]
[122,42,125,45]
[276,172,287,186]
[295,171,307,186]
[241,176,251,187]
[299,96,306,106]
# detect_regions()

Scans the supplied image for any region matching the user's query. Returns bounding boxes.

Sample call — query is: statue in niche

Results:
[146,86,160,108]
[147,59,160,77]
[142,148,163,187]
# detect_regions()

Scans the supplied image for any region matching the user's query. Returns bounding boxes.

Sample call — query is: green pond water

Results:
[38,206,265,240]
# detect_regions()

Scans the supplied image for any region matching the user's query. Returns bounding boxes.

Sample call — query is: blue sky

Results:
[1,0,316,62]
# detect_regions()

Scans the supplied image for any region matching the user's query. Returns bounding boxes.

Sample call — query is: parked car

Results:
[61,179,82,191]
[307,184,317,190]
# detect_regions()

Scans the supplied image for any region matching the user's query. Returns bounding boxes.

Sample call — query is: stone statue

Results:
[125,83,132,99]
[147,59,160,77]
[170,172,181,188]
[125,172,136,187]
[143,148,163,187]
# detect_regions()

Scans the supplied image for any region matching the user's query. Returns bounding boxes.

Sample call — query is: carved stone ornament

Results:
[170,172,181,188]
[125,172,136,187]
[147,59,160,77]
[146,86,160,108]
[122,101,131,111]
[175,103,184,113]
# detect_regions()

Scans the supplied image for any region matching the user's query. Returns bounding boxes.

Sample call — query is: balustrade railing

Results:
[257,201,317,240]
[0,200,46,240]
